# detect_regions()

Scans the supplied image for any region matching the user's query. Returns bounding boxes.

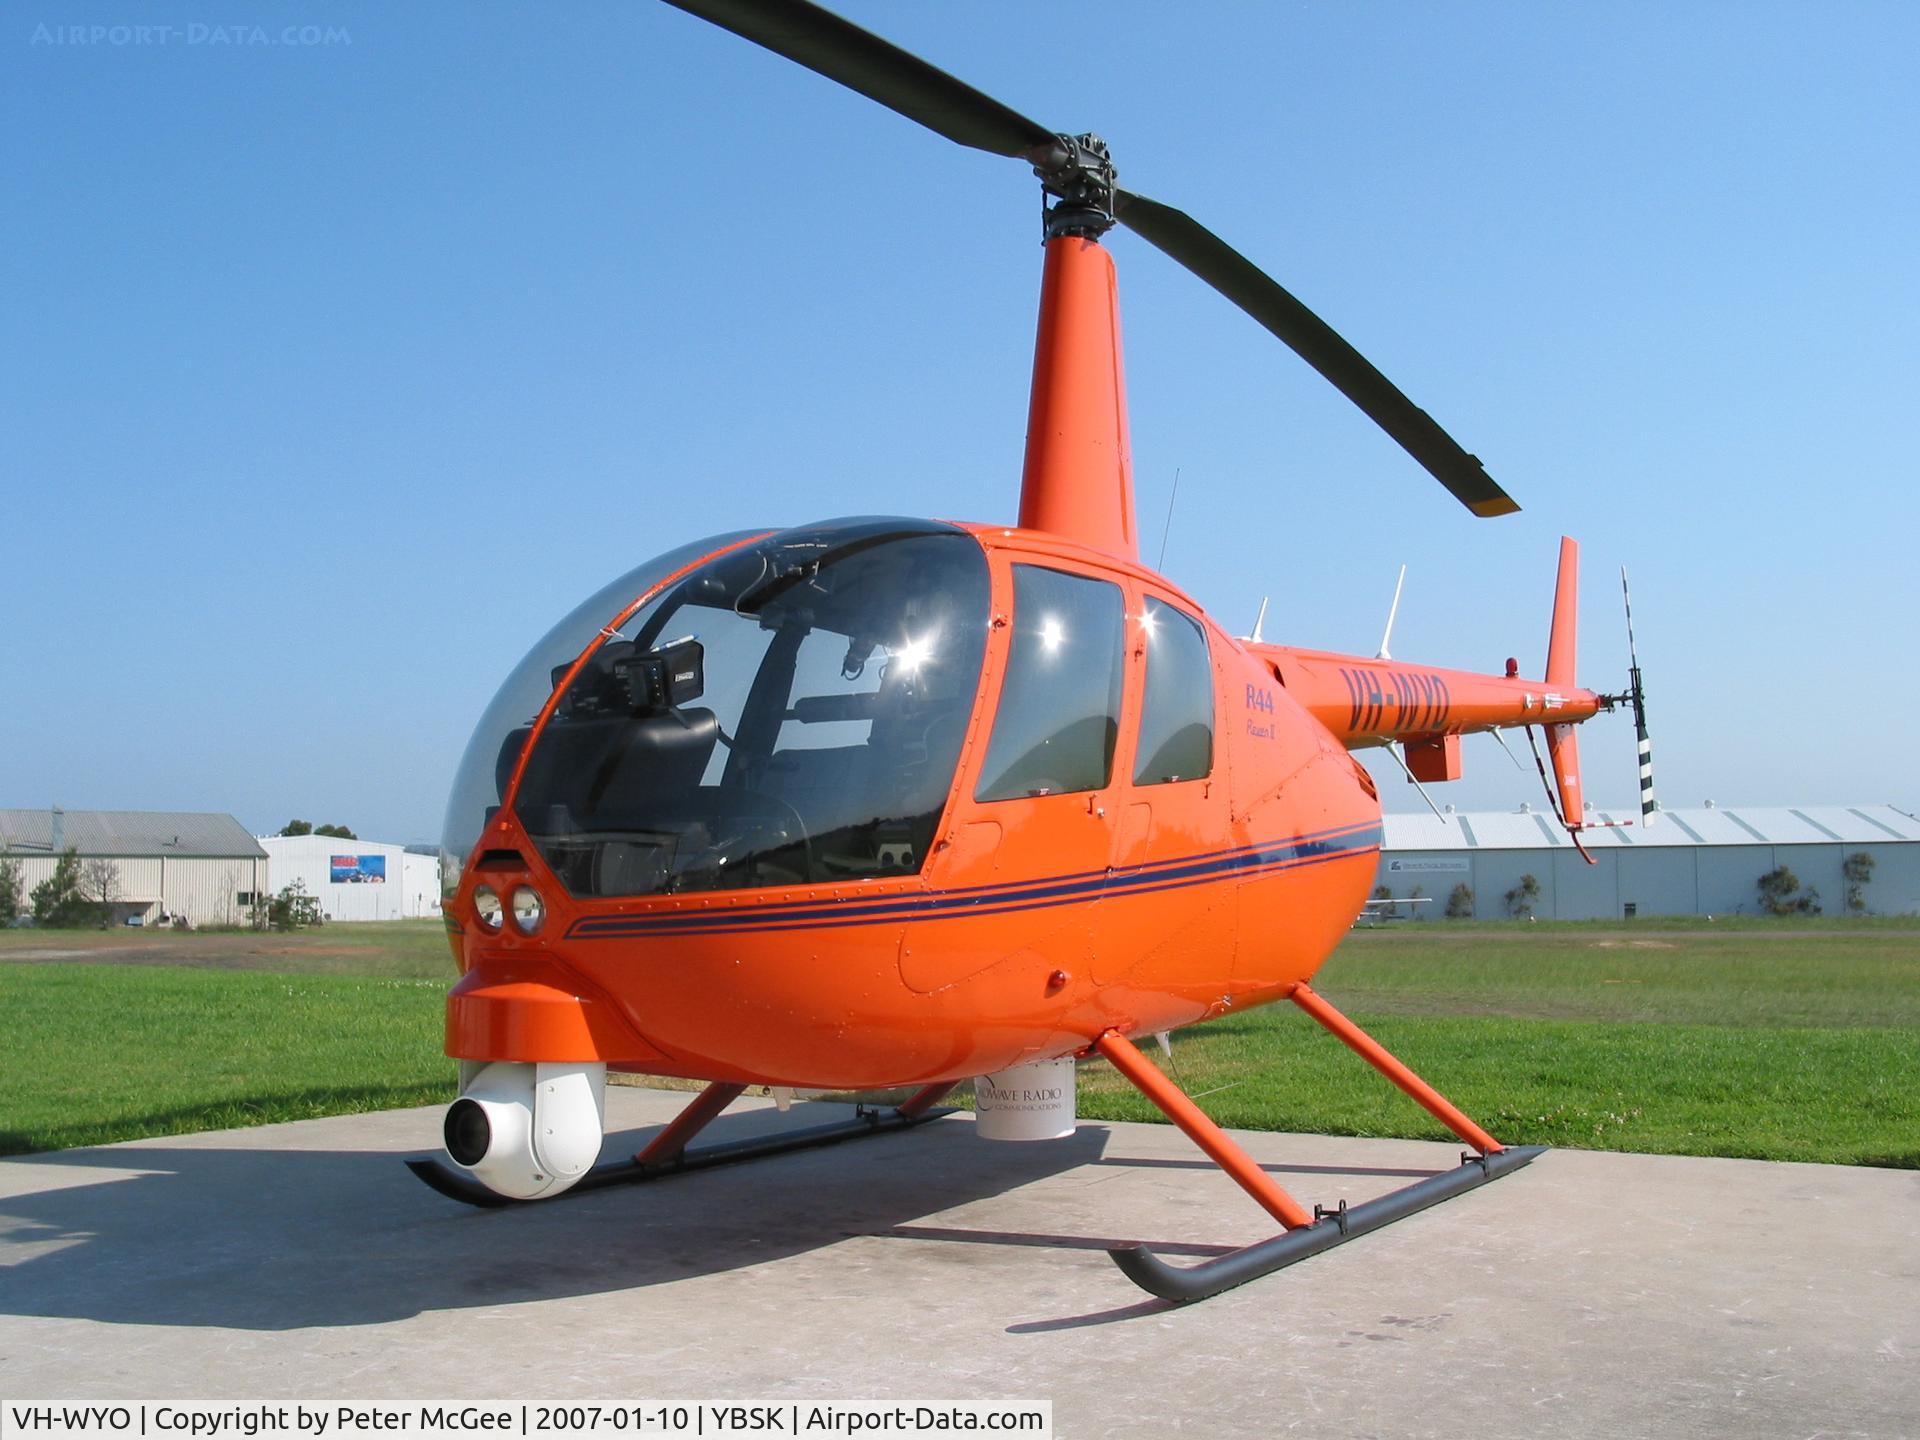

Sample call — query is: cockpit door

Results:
[901,559,1128,993]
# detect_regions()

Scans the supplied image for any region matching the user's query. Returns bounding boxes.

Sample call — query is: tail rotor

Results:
[1621,567,1657,826]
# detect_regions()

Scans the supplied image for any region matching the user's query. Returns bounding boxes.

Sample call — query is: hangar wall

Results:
[256,835,442,921]
[0,809,268,927]
[1374,804,1919,919]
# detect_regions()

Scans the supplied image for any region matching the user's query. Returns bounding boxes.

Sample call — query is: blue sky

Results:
[4,1,1915,844]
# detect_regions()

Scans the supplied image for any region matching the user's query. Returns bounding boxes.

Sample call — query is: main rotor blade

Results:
[664,0,1518,518]
[662,0,1058,161]
[1114,189,1519,517]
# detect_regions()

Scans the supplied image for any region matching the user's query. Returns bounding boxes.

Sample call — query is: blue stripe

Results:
[564,822,1381,941]
[566,821,1376,937]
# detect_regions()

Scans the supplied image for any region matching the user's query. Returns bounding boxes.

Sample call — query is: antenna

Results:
[1155,468,1181,572]
[1488,726,1529,773]
[1382,743,1449,823]
[1248,596,1269,644]
[1375,565,1407,660]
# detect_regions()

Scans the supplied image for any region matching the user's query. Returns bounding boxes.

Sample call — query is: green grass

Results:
[1059,919,1920,1166]
[1,916,1915,1166]
[0,963,454,1154]
[0,919,456,978]
[1073,1011,1918,1168]
[1307,919,1920,1028]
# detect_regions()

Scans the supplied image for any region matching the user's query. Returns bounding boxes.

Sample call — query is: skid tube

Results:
[1095,984,1545,1302]
[407,1080,958,1209]
[1111,1144,1545,1302]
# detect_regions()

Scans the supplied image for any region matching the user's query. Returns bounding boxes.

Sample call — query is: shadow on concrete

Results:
[1004,1297,1178,1334]
[1092,1154,1443,1180]
[874,1224,1234,1259]
[0,1109,1107,1332]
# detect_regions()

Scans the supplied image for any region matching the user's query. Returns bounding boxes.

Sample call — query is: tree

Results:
[31,848,92,927]
[80,857,122,927]
[1842,852,1875,914]
[1757,866,1820,916]
[1445,882,1476,919]
[0,848,22,924]
[267,878,323,931]
[283,819,356,839]
[1503,873,1541,919]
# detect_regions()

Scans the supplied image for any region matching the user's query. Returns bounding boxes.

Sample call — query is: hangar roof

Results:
[1382,803,1918,851]
[0,809,267,859]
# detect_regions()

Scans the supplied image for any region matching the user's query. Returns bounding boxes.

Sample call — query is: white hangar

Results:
[254,835,442,922]
[1375,803,1919,920]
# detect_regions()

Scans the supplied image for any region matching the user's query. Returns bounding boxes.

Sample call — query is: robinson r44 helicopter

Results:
[411,0,1655,1303]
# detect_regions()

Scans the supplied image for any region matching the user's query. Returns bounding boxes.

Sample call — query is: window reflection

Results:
[975,566,1125,801]
[510,520,991,897]
[1134,597,1214,785]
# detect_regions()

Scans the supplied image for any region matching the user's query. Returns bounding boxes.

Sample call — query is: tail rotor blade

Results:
[1621,567,1657,825]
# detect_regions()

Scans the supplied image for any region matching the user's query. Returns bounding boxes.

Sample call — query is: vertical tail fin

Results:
[1542,537,1586,838]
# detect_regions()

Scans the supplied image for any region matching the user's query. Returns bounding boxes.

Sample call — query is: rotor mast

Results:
[1018,135,1139,562]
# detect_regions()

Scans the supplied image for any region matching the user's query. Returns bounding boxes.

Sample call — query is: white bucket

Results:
[974,1057,1077,1141]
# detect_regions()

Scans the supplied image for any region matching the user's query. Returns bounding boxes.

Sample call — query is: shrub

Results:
[0,849,22,924]
[1445,882,1475,919]
[267,879,324,931]
[1842,852,1875,914]
[1757,866,1821,916]
[30,848,93,928]
[1503,873,1541,919]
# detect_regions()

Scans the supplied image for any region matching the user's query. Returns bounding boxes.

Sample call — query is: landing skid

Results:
[408,1082,957,1209]
[1096,983,1546,1302]
[1111,1144,1544,1302]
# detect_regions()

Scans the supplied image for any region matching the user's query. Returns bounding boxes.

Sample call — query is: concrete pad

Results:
[2,1090,1915,1438]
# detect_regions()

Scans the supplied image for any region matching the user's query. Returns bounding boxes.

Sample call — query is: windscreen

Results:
[440,530,763,891]
[511,519,991,898]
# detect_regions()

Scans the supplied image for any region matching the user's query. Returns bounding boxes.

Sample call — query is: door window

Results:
[975,565,1126,801]
[1134,596,1213,785]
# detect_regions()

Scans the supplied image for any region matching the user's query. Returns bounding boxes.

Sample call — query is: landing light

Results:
[510,885,545,935]
[474,886,504,931]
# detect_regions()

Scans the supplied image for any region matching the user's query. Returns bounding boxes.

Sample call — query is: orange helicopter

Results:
[411,0,1651,1302]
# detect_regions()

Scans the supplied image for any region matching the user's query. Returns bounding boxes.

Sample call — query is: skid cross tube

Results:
[407,1081,958,1209]
[1290,983,1501,1154]
[1094,1030,1312,1229]
[1095,1008,1542,1302]
[635,1080,748,1164]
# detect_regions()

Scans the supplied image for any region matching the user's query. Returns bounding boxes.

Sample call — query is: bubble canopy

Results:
[443,519,992,899]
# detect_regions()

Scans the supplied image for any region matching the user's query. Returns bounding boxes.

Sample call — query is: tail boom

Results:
[1249,536,1601,833]
[1250,646,1602,752]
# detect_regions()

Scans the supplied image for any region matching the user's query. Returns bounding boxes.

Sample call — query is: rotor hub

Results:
[1032,132,1116,241]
